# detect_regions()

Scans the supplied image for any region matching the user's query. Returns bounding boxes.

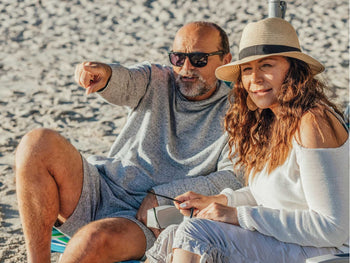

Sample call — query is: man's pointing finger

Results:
[82,62,104,75]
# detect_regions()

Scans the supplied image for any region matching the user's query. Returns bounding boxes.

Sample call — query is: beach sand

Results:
[0,0,348,261]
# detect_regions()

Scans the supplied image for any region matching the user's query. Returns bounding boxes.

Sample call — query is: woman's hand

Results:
[196,202,240,225]
[173,191,228,217]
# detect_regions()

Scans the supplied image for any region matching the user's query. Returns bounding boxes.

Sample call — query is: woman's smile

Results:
[250,88,273,95]
[241,56,290,112]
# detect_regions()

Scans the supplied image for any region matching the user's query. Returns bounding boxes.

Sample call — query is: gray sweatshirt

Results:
[88,62,242,208]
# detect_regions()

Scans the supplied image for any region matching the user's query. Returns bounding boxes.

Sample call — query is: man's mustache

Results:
[176,70,204,82]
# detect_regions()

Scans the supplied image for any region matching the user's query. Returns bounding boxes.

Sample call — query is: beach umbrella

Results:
[268,0,287,18]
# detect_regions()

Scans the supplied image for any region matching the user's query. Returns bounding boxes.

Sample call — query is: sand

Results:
[0,0,348,262]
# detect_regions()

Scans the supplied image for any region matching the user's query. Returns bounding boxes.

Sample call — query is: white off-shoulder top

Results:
[221,137,349,252]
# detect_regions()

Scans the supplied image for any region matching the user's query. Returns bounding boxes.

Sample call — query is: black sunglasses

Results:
[168,51,224,68]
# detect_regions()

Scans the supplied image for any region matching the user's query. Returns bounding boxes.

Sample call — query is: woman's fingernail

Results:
[180,203,187,208]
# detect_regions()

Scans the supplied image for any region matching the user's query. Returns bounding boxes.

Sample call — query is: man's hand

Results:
[74,61,112,94]
[136,193,161,238]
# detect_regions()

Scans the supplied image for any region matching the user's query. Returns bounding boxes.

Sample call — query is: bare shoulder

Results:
[296,109,348,149]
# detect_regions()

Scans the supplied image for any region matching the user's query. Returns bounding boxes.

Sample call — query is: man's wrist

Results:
[97,75,111,93]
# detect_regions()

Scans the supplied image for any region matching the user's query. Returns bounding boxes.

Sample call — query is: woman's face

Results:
[240,56,290,113]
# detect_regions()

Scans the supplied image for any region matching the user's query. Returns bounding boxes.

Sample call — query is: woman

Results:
[145,18,349,263]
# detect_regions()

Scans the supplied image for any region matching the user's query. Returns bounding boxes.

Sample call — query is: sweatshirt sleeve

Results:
[152,143,244,205]
[220,187,257,207]
[237,139,349,247]
[98,62,152,108]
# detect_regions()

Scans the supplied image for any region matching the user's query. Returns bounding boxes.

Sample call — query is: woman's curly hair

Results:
[224,57,343,184]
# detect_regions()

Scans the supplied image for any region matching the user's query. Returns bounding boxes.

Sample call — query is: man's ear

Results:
[223,53,232,65]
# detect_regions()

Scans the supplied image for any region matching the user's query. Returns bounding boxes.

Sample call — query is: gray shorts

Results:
[57,156,156,250]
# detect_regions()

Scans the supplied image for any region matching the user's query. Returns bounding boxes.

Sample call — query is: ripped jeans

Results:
[146,218,339,263]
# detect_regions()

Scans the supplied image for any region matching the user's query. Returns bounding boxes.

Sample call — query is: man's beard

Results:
[175,69,216,99]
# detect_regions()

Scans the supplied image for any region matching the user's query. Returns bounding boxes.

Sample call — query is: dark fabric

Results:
[239,45,301,59]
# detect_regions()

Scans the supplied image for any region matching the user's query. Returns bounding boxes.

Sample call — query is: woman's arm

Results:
[174,191,228,217]
[296,109,348,148]
[173,187,257,223]
[237,110,349,247]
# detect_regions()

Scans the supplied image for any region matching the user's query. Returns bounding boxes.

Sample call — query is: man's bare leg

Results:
[15,128,84,263]
[60,218,146,263]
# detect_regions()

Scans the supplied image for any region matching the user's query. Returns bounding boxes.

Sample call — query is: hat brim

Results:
[215,52,325,83]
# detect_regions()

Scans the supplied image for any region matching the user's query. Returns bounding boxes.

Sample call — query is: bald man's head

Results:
[173,21,230,59]
[170,21,232,101]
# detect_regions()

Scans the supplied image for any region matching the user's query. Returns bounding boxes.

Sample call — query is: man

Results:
[15,21,241,263]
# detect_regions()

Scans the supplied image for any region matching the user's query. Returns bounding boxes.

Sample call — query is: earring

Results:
[246,95,258,111]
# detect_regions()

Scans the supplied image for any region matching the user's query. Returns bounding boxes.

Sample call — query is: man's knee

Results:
[60,224,114,262]
[67,219,147,260]
[72,223,111,252]
[14,127,83,187]
[15,128,63,163]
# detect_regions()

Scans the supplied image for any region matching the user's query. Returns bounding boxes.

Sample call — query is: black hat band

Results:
[239,45,301,60]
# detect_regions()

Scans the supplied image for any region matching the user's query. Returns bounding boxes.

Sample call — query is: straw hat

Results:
[215,17,324,83]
